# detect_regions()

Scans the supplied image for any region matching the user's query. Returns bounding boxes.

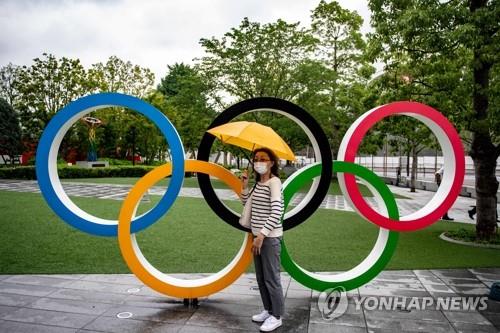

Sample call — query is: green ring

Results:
[281,161,399,291]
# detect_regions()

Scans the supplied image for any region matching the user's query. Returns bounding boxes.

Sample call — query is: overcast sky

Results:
[0,0,373,83]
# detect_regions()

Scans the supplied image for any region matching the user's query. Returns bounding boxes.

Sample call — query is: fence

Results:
[354,156,500,181]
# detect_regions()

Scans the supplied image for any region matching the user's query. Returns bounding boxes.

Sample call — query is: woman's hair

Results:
[252,147,280,182]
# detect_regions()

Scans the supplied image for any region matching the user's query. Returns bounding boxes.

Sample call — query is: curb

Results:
[439,232,500,249]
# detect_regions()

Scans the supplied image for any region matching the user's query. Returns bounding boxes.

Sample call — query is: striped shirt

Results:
[241,176,284,237]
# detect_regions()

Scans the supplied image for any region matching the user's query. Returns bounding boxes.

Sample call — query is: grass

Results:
[61,177,408,198]
[0,190,498,274]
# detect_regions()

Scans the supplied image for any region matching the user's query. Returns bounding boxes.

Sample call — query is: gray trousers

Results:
[254,236,284,317]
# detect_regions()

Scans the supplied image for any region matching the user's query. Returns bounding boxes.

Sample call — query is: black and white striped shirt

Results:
[241,176,284,237]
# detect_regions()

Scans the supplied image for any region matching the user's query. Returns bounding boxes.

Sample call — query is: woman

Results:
[240,147,285,332]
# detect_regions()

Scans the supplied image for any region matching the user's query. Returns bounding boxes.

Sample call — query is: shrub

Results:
[0,165,163,180]
[445,228,500,245]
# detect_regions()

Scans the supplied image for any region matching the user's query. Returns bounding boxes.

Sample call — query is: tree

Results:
[307,0,374,157]
[1,54,160,164]
[311,0,366,76]
[368,0,500,239]
[386,119,434,192]
[158,63,194,98]
[197,5,374,160]
[157,63,215,158]
[87,56,156,163]
[87,55,154,97]
[0,63,20,106]
[14,53,88,140]
[0,98,22,163]
[362,67,437,192]
[198,17,316,106]
[198,15,336,157]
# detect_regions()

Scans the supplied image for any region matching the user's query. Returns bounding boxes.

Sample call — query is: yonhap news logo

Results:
[317,287,349,320]
[352,296,489,312]
[317,290,489,320]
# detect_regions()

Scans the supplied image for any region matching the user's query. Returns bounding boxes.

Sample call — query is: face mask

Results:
[253,162,269,175]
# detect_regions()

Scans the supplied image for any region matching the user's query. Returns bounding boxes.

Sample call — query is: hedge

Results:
[0,166,170,180]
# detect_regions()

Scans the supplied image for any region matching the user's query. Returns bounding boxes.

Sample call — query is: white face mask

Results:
[253,162,269,175]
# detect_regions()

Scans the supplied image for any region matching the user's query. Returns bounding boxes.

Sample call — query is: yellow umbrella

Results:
[207,121,295,161]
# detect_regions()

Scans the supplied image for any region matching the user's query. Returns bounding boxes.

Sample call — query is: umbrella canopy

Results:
[207,121,295,161]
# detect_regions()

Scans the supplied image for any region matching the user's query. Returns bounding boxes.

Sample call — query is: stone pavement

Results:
[1,179,499,226]
[0,269,499,332]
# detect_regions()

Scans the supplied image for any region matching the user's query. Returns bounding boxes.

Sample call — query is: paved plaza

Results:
[0,269,499,332]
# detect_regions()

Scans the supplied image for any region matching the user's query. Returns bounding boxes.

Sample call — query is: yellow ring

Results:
[118,159,253,298]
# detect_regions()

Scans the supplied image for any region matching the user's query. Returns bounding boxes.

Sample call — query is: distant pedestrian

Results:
[396,166,401,186]
[435,167,454,221]
[468,172,500,221]
[468,204,499,222]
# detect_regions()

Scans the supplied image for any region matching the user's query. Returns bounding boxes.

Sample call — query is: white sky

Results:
[0,0,373,83]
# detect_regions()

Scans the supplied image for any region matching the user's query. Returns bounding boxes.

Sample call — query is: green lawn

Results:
[0,190,498,274]
[61,177,408,198]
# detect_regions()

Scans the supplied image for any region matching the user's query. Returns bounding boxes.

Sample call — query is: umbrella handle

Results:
[239,148,253,170]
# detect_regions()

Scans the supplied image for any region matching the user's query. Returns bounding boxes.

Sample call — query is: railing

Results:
[353,156,500,180]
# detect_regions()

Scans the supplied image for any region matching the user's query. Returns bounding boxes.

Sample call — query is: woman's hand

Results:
[252,233,265,255]
[241,169,249,190]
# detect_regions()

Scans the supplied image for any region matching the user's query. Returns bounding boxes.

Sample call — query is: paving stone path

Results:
[0,269,499,332]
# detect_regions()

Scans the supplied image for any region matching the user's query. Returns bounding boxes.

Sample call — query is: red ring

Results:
[339,101,465,232]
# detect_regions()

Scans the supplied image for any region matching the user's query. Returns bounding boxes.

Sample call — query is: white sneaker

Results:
[252,310,271,322]
[260,315,282,332]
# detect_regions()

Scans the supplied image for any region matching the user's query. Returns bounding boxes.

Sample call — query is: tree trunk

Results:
[406,148,410,177]
[471,142,498,240]
[469,0,498,240]
[214,150,221,164]
[410,146,417,192]
[434,148,438,173]
[131,127,136,166]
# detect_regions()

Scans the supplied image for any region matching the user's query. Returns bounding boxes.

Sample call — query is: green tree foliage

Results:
[14,53,88,140]
[363,67,436,192]
[198,17,318,158]
[157,63,215,158]
[158,63,193,98]
[0,63,20,106]
[86,56,156,163]
[142,91,173,163]
[309,0,375,156]
[0,54,161,164]
[311,0,366,75]
[198,3,371,158]
[368,0,500,239]
[87,55,154,97]
[0,98,22,162]
[198,17,316,104]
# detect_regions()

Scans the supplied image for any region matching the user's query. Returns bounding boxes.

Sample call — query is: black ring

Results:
[197,97,332,232]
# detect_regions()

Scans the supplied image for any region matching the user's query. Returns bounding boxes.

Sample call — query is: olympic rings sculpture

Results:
[36,93,465,298]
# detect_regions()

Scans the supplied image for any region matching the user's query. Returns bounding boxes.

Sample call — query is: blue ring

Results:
[36,93,185,236]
